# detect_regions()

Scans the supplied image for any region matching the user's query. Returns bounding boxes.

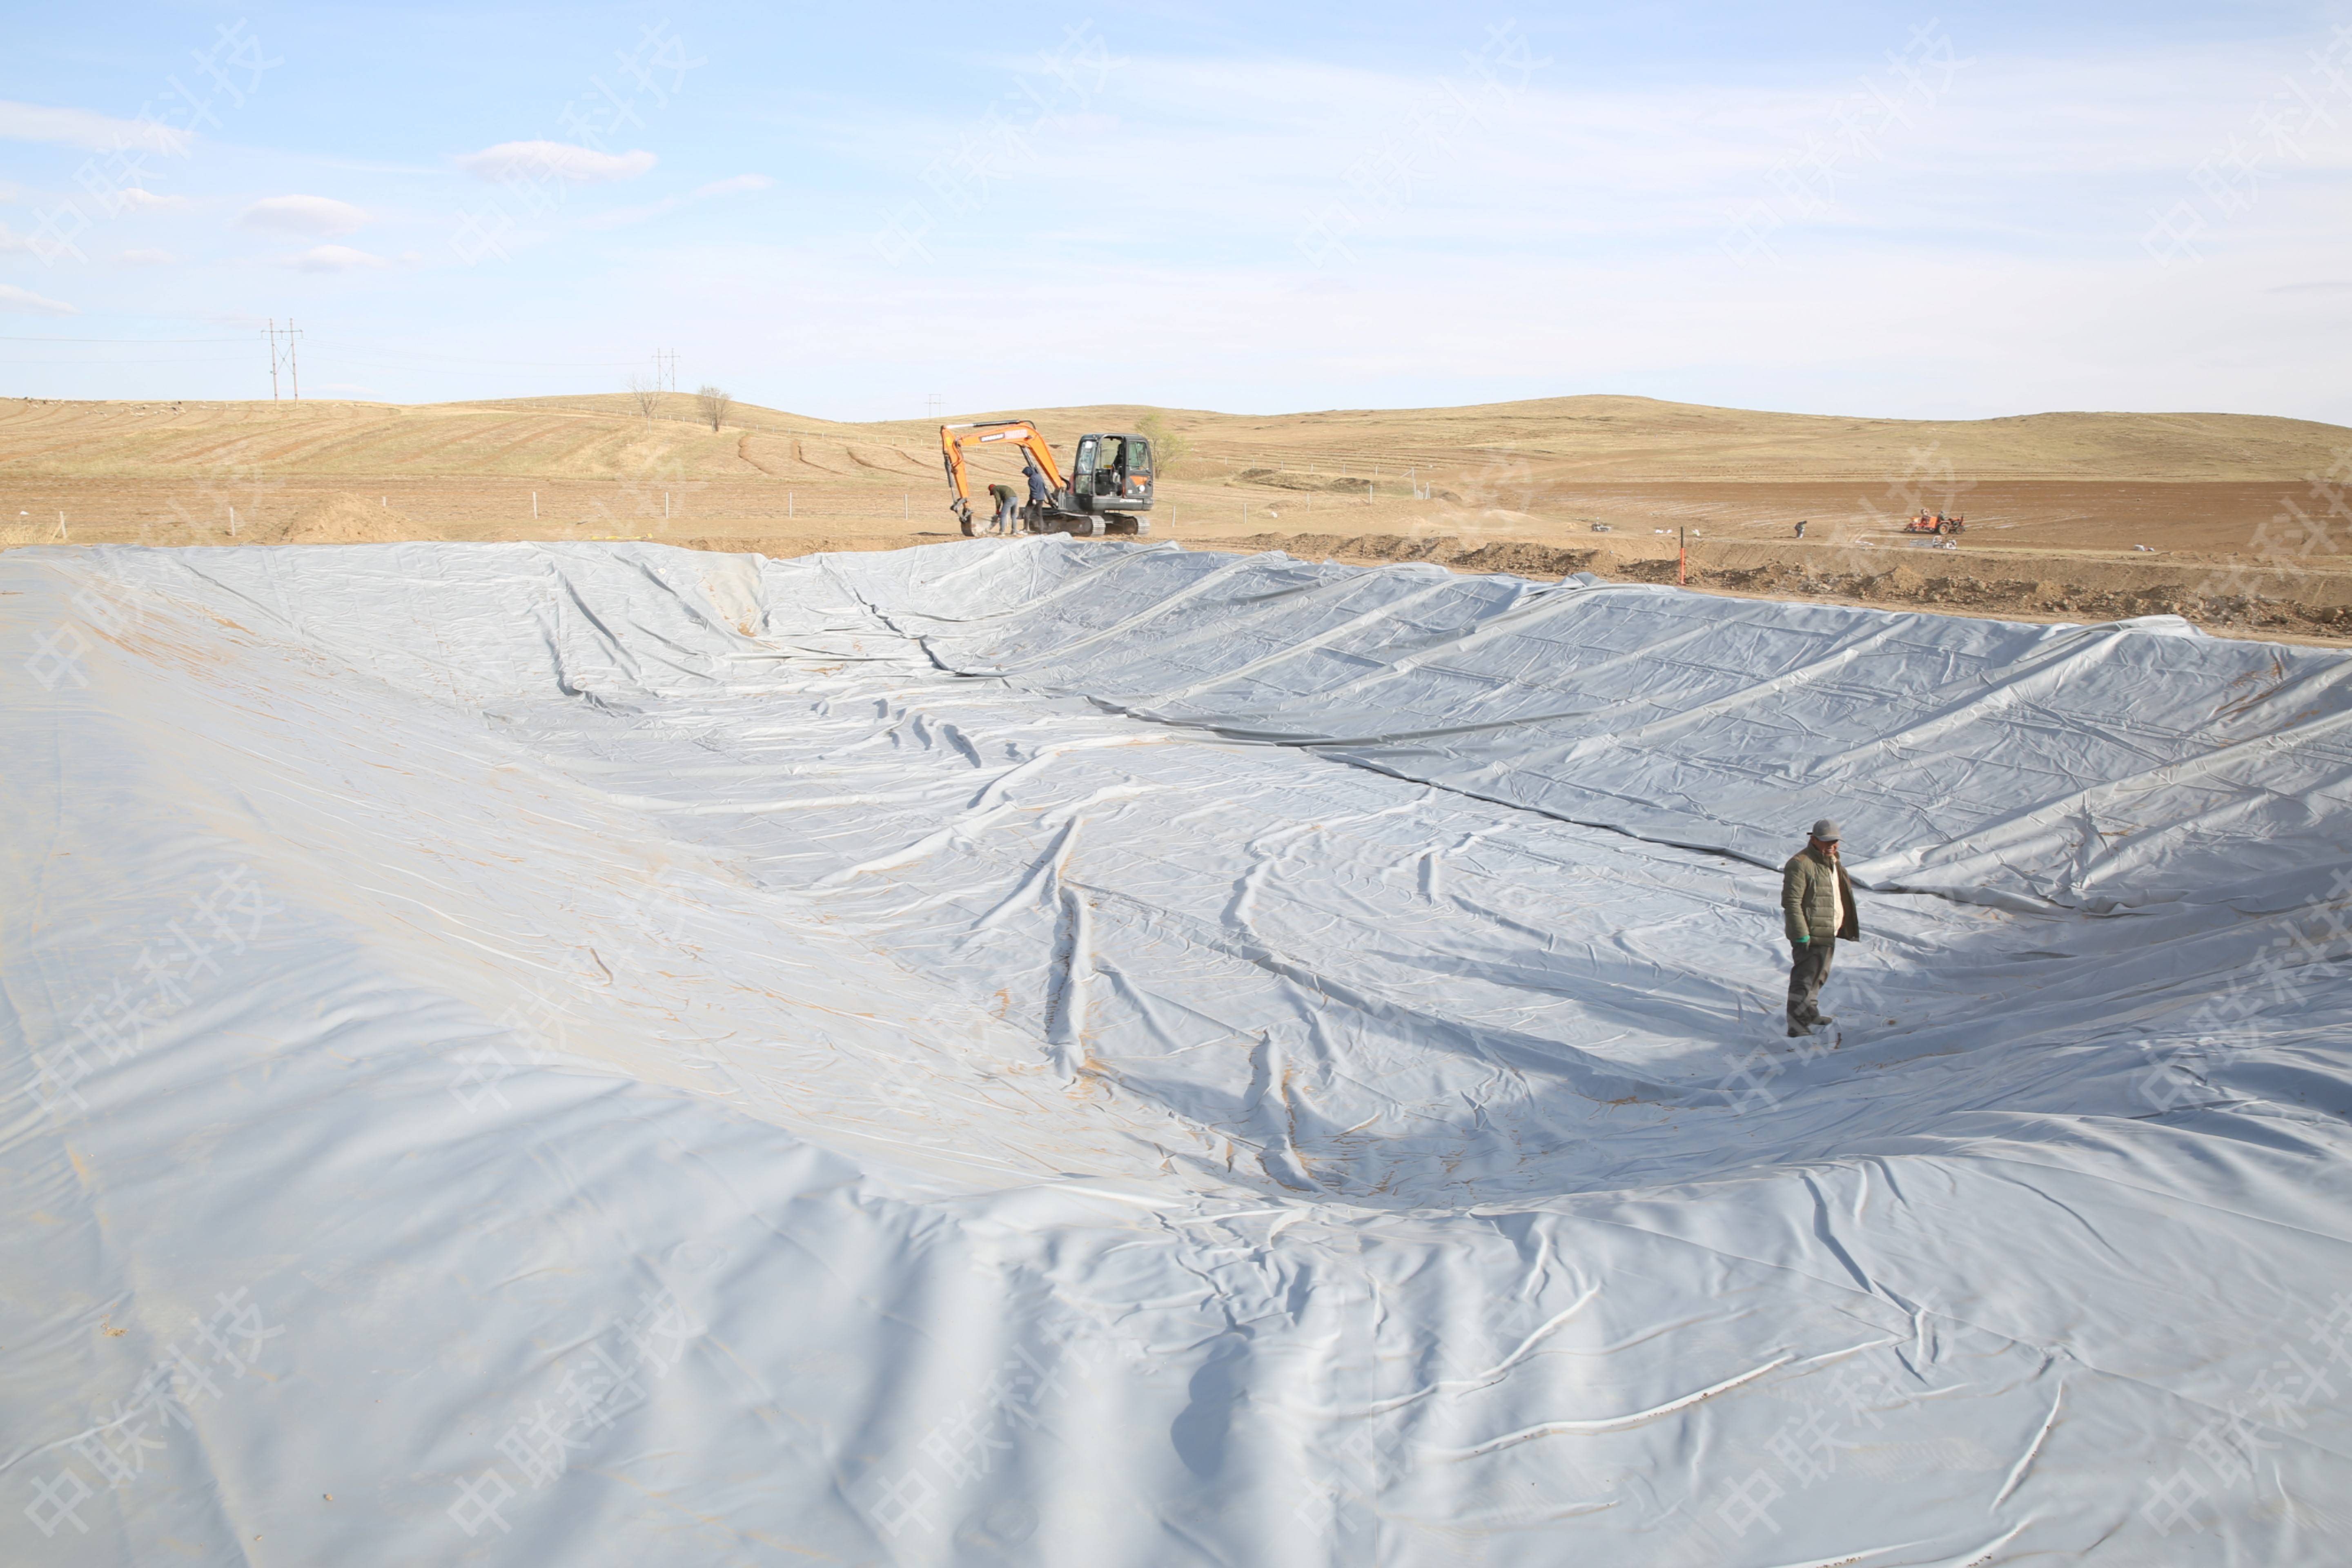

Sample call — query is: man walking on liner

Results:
[1783,818,1859,1036]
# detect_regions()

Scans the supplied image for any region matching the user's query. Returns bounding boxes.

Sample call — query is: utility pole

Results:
[655,349,677,394]
[287,319,303,401]
[925,393,942,421]
[265,320,279,400]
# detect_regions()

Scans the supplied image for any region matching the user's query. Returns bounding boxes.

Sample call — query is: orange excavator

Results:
[939,419,1154,538]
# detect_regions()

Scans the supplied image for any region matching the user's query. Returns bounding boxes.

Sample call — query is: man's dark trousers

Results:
[1788,937,1836,1026]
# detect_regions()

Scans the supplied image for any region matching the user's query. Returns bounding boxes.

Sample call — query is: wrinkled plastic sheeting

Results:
[4,537,2350,1567]
[814,540,2352,913]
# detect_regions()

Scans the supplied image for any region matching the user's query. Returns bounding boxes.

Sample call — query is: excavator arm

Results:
[940,421,1067,533]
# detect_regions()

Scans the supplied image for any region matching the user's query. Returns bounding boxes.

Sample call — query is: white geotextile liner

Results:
[4,537,2350,1565]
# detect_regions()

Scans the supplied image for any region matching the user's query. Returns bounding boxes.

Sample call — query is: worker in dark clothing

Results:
[1023,459,1050,512]
[986,482,1018,536]
[1781,818,1860,1036]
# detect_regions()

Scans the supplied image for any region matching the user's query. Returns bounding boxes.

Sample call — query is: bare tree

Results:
[624,374,661,425]
[695,384,733,432]
[1136,411,1191,471]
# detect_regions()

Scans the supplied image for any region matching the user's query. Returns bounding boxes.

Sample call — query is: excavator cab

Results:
[1070,434,1154,516]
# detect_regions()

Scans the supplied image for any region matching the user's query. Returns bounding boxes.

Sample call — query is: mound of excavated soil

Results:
[1224,531,1601,577]
[1227,530,1428,561]
[670,535,912,558]
[254,492,418,544]
[1450,540,1603,577]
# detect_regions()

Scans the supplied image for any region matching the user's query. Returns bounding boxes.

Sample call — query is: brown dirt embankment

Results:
[248,492,418,544]
[1219,530,2352,643]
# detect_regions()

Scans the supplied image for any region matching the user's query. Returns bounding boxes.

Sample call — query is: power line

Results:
[0,335,252,344]
[0,356,247,364]
[1,336,656,368]
[350,352,645,368]
[309,357,633,372]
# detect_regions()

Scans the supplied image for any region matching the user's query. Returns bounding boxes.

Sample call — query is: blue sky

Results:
[2,2,2348,423]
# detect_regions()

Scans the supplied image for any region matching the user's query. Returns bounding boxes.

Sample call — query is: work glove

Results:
[1793,935,1809,946]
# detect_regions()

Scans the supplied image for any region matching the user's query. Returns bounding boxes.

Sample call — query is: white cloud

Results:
[0,99,190,153]
[240,195,369,236]
[0,283,78,315]
[116,188,190,212]
[282,245,390,272]
[579,172,773,229]
[119,248,177,266]
[455,141,657,184]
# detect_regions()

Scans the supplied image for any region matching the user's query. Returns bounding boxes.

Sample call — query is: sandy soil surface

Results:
[5,391,2346,644]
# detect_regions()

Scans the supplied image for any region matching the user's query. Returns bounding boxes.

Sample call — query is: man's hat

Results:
[1811,819,1840,842]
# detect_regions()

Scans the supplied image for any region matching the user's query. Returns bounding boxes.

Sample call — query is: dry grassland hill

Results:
[0,393,895,483]
[928,396,2350,482]
[2,391,2343,486]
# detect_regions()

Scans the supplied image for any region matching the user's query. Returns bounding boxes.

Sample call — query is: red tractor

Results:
[1904,511,1965,536]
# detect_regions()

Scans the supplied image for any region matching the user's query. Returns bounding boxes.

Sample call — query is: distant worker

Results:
[1794,519,1808,539]
[1023,459,1050,516]
[986,481,1018,536]
[1782,819,1859,1037]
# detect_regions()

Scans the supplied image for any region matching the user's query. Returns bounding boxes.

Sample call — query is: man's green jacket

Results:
[1782,847,1861,943]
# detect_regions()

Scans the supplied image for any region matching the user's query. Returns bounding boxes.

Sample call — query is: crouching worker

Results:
[987,482,1019,535]
[1782,818,1860,1036]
